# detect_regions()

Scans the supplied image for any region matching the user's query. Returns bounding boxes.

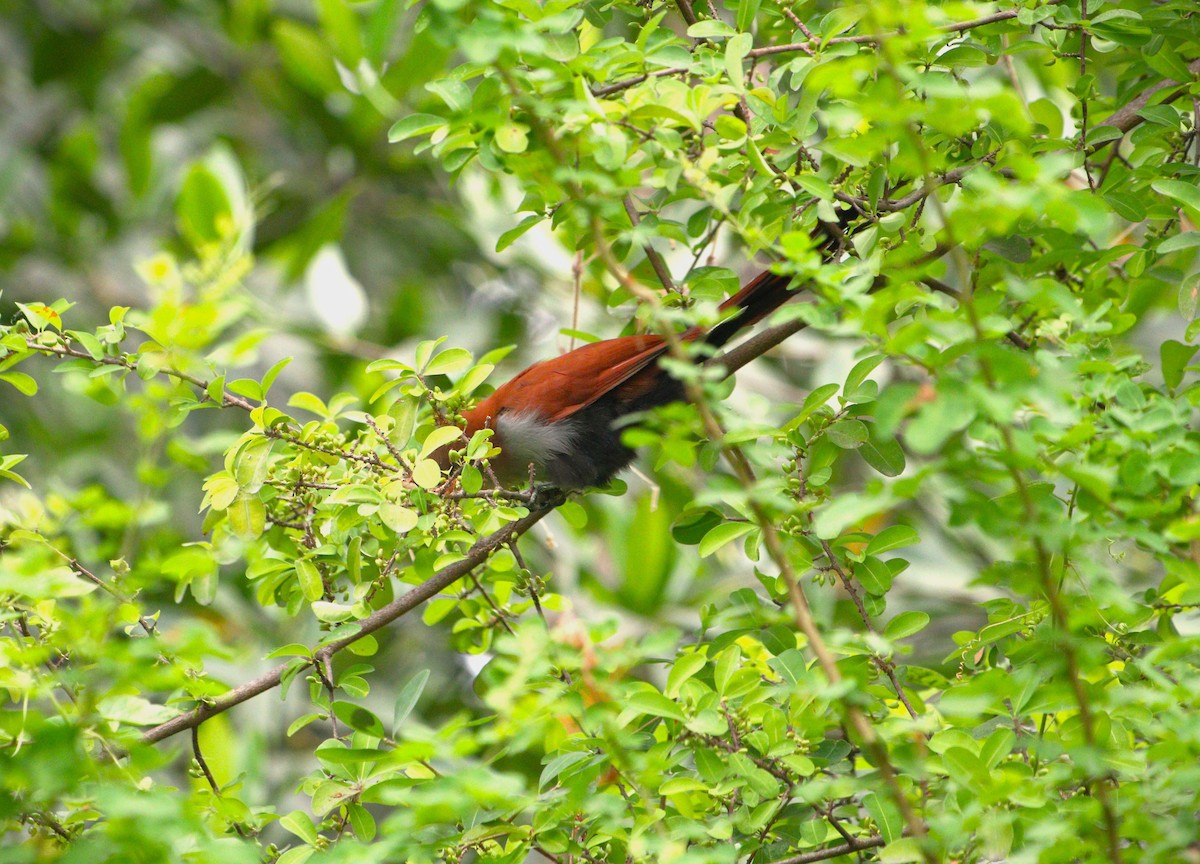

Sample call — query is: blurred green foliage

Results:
[2,0,1200,863]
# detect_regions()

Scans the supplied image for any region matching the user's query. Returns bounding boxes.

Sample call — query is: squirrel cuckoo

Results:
[436,269,798,490]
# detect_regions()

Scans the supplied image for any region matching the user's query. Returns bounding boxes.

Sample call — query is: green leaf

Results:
[813,491,894,539]
[423,347,473,376]
[1152,179,1200,214]
[389,398,418,446]
[0,371,37,396]
[1161,340,1198,390]
[312,779,353,817]
[666,651,707,697]
[266,643,313,660]
[388,113,447,143]
[687,20,735,38]
[672,507,723,545]
[859,432,906,477]
[379,503,418,533]
[496,214,543,252]
[261,356,294,397]
[412,458,442,489]
[856,556,894,595]
[493,123,529,154]
[627,689,686,721]
[904,390,975,455]
[767,649,808,686]
[232,436,275,492]
[1158,232,1200,254]
[332,701,387,737]
[884,611,929,640]
[279,810,319,846]
[1029,98,1063,137]
[420,424,464,459]
[296,559,325,601]
[844,354,883,397]
[17,302,62,331]
[878,837,924,863]
[1105,190,1146,222]
[725,33,752,91]
[426,78,471,113]
[735,0,761,32]
[97,695,178,726]
[980,727,1017,769]
[365,0,402,63]
[820,6,863,41]
[288,391,328,416]
[392,668,431,733]
[348,803,376,842]
[866,525,918,555]
[227,492,266,539]
[540,751,592,790]
[698,521,755,557]
[272,20,339,95]
[786,383,838,429]
[317,0,364,66]
[276,847,315,864]
[863,791,902,843]
[177,163,232,246]
[1181,273,1200,321]
[69,330,105,360]
[826,418,868,449]
[943,746,986,787]
[795,174,833,201]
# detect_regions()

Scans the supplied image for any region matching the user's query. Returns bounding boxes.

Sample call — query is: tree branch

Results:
[1099,58,1200,138]
[766,835,887,864]
[21,338,256,412]
[142,493,563,744]
[707,316,808,377]
[624,197,680,294]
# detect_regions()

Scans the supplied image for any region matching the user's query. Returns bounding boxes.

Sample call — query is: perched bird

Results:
[435,269,798,490]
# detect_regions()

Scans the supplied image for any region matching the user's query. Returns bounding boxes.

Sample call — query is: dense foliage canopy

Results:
[2,0,1199,862]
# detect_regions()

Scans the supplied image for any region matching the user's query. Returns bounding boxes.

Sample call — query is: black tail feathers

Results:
[704,270,795,349]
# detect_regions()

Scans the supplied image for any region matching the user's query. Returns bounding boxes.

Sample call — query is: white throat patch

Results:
[495,410,578,469]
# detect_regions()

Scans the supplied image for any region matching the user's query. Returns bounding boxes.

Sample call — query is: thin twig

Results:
[591,4,1066,97]
[20,338,256,411]
[624,196,680,294]
[192,725,251,837]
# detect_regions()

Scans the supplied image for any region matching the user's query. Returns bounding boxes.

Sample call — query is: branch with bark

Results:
[142,492,563,744]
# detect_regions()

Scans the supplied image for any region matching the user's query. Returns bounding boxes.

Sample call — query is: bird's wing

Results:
[496,335,668,423]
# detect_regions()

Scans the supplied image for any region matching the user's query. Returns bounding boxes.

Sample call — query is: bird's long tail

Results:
[699,269,796,349]
[684,208,852,350]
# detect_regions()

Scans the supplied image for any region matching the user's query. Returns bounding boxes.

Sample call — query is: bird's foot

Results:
[529,483,567,511]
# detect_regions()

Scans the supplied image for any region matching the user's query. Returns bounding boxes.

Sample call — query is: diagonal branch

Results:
[142,493,563,744]
[1100,58,1200,137]
[766,834,887,864]
[707,316,808,377]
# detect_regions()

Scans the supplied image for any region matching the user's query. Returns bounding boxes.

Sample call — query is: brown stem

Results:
[1100,59,1200,138]
[766,834,887,864]
[192,725,251,837]
[624,197,680,294]
[142,495,563,744]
